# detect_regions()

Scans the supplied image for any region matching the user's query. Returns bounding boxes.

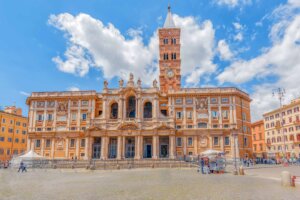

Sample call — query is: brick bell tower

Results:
[158,5,181,93]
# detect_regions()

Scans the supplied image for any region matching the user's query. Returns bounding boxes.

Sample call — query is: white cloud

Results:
[214,0,252,8]
[218,2,300,121]
[233,22,242,30]
[234,32,243,41]
[49,13,216,86]
[217,39,233,60]
[67,86,80,91]
[20,91,30,96]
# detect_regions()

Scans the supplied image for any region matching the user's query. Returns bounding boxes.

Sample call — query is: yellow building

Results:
[26,6,252,160]
[264,98,300,159]
[0,106,28,161]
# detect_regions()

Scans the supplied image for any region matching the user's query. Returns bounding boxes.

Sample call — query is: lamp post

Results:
[231,123,238,175]
[272,88,286,163]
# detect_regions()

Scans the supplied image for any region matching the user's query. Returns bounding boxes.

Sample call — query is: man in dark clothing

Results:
[200,158,205,174]
[18,161,24,172]
[22,163,27,172]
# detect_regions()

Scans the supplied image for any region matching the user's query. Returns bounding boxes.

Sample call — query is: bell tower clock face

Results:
[167,69,174,78]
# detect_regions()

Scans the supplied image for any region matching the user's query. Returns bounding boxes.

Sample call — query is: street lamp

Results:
[231,123,238,175]
[272,88,286,163]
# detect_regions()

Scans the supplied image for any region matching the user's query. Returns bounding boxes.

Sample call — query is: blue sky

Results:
[0,0,300,121]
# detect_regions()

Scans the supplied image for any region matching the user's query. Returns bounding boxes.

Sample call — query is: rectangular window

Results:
[70,139,75,148]
[163,53,168,60]
[16,121,21,126]
[176,137,182,147]
[171,53,176,60]
[163,38,168,44]
[244,137,248,147]
[171,38,176,44]
[176,112,182,119]
[47,101,55,107]
[15,138,19,143]
[186,98,193,104]
[211,98,217,104]
[81,100,88,106]
[47,114,53,121]
[23,123,27,127]
[35,139,41,148]
[187,125,193,129]
[72,113,77,121]
[211,111,218,119]
[37,114,44,121]
[221,98,229,103]
[198,123,207,128]
[81,113,87,121]
[46,127,52,131]
[213,124,218,128]
[242,112,246,121]
[213,137,219,146]
[175,98,182,104]
[7,149,10,155]
[2,118,5,123]
[1,127,5,132]
[8,128,13,133]
[81,139,85,147]
[176,125,181,130]
[187,111,193,119]
[0,137,4,142]
[188,137,193,146]
[46,139,51,148]
[22,130,26,135]
[22,139,25,143]
[223,124,229,128]
[225,137,230,146]
[222,110,228,119]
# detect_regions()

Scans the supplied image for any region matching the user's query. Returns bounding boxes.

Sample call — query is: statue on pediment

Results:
[119,79,124,88]
[104,80,108,89]
[137,78,142,88]
[153,79,158,88]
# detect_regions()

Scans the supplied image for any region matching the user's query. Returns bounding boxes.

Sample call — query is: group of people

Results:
[198,156,226,174]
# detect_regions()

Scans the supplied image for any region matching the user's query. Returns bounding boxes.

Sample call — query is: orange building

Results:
[251,120,266,160]
[0,106,28,161]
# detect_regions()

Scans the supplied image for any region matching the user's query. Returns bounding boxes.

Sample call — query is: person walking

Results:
[18,161,24,172]
[201,158,205,174]
[22,162,27,172]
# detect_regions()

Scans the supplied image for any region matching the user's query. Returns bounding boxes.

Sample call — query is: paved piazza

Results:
[1,167,300,200]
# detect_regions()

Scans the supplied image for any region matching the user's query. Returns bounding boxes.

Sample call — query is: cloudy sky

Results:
[0,0,300,121]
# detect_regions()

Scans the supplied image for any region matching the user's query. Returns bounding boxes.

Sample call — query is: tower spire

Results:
[163,4,176,28]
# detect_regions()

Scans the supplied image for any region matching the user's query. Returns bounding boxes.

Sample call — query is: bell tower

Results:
[158,5,181,92]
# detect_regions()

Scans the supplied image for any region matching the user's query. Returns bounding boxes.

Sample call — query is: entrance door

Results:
[160,144,168,158]
[93,144,101,159]
[125,138,135,158]
[108,138,117,159]
[144,144,152,158]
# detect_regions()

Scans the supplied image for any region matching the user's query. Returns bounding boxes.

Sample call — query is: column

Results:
[220,136,224,152]
[209,136,213,149]
[134,136,141,159]
[75,138,80,159]
[41,138,45,156]
[218,97,222,128]
[152,135,158,159]
[65,138,69,159]
[84,137,89,160]
[51,138,55,159]
[122,136,126,158]
[31,140,35,151]
[183,136,187,156]
[194,136,198,156]
[101,137,108,160]
[169,135,175,159]
[118,98,123,119]
[208,97,211,128]
[27,138,31,151]
[117,136,122,160]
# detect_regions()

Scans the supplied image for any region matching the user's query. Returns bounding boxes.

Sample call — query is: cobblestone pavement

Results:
[1,168,300,200]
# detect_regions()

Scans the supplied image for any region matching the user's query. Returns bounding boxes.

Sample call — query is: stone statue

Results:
[137,78,142,87]
[153,79,158,88]
[129,73,134,81]
[119,79,124,88]
[104,80,108,89]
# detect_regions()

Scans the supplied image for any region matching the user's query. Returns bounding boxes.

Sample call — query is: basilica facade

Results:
[26,7,252,160]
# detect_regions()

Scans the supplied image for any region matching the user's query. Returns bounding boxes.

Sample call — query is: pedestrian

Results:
[22,163,27,172]
[201,158,204,174]
[18,161,24,172]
